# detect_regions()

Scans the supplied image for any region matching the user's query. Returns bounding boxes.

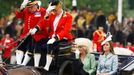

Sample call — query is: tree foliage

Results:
[0,0,132,18]
[0,0,21,18]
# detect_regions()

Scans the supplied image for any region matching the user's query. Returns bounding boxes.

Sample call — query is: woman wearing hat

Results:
[72,38,96,75]
[96,34,118,75]
[15,0,48,67]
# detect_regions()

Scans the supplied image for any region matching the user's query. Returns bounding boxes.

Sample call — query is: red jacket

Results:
[0,37,15,58]
[38,11,73,41]
[113,42,124,48]
[15,7,48,42]
[126,46,134,53]
[93,30,106,52]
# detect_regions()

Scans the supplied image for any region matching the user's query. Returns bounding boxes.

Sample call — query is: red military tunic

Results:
[0,37,15,58]
[93,30,106,52]
[38,11,73,41]
[15,7,48,42]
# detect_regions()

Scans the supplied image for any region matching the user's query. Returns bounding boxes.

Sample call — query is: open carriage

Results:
[0,39,76,75]
[1,38,134,75]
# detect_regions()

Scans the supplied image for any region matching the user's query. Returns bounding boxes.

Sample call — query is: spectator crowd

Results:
[0,1,134,74]
[0,5,134,63]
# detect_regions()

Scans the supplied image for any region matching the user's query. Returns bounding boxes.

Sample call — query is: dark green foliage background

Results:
[0,0,133,18]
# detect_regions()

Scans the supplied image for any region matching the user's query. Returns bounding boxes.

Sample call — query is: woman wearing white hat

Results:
[72,38,96,75]
[96,34,118,75]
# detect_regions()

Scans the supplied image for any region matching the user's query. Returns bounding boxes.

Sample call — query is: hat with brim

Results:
[27,0,38,7]
[74,38,93,53]
[101,32,112,45]
[49,0,60,6]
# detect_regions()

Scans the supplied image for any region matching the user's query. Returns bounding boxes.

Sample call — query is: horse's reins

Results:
[3,32,31,63]
[0,63,8,75]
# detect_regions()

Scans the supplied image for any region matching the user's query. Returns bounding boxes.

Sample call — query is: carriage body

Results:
[92,52,134,75]
[1,38,134,75]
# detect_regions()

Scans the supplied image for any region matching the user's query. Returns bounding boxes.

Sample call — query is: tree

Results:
[0,0,132,18]
[0,0,21,18]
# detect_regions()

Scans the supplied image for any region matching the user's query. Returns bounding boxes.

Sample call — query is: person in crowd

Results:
[96,34,118,75]
[72,38,96,75]
[15,0,48,67]
[76,13,86,31]
[126,42,134,53]
[113,42,124,48]
[84,10,95,40]
[114,27,125,47]
[30,0,73,71]
[96,9,107,33]
[106,11,116,34]
[126,24,134,52]
[93,25,106,52]
[0,34,15,64]
[70,7,78,24]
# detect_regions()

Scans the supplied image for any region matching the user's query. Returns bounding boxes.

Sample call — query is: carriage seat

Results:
[58,42,73,56]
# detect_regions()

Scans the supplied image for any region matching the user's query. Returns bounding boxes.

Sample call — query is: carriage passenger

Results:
[96,34,118,75]
[72,38,96,75]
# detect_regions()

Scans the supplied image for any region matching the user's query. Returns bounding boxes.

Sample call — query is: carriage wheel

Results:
[58,60,73,75]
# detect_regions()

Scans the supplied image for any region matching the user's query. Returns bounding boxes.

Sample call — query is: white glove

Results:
[74,49,80,59]
[29,28,37,35]
[46,3,56,14]
[93,48,97,52]
[47,38,56,44]
[20,0,29,10]
[36,1,41,6]
[74,49,80,55]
